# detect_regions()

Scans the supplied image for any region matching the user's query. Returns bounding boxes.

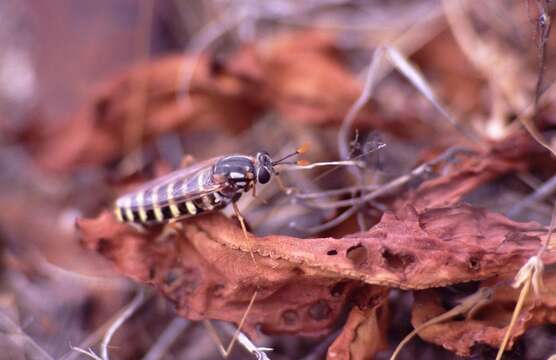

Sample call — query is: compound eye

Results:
[257,168,271,184]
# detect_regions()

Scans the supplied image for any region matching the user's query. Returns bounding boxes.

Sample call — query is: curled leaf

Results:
[78,201,552,338]
[327,289,389,360]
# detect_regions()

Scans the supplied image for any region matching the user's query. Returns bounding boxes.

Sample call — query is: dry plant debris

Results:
[34,31,383,173]
[3,2,556,359]
[78,197,554,353]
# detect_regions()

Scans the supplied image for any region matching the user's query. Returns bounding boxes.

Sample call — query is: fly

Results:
[114,150,301,224]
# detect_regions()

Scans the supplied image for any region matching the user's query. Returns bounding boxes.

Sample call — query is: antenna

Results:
[272,143,310,165]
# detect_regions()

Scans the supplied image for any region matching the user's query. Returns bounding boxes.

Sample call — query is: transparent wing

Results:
[116,157,227,209]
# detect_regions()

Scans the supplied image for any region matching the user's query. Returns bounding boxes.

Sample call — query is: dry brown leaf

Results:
[327,290,389,360]
[36,55,261,172]
[230,31,414,136]
[77,200,553,337]
[77,212,365,336]
[248,31,367,125]
[411,270,556,356]
[35,30,413,173]
[404,133,540,211]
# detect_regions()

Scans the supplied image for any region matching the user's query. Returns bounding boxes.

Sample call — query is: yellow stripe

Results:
[154,208,163,221]
[124,207,134,222]
[138,209,147,222]
[169,204,180,217]
[186,201,197,215]
[123,197,134,222]
[114,207,124,222]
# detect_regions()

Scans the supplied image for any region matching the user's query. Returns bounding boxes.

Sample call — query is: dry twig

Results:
[142,318,189,360]
[496,203,556,359]
[101,290,146,360]
[391,288,494,360]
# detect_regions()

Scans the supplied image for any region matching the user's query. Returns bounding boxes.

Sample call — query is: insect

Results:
[114,150,300,224]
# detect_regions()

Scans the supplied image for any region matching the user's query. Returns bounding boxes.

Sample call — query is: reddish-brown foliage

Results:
[78,200,553,340]
[4,5,556,357]
[327,293,389,360]
[411,271,556,356]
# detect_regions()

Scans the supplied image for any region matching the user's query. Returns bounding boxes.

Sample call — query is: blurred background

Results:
[1,0,556,359]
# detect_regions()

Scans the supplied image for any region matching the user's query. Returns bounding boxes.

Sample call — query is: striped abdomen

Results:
[114,190,229,224]
[114,174,231,224]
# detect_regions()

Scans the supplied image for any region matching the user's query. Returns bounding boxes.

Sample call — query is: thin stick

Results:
[495,276,532,360]
[221,323,272,360]
[177,12,245,108]
[338,52,385,229]
[37,256,127,289]
[124,0,154,159]
[61,289,147,360]
[204,290,258,358]
[338,47,384,161]
[385,46,483,145]
[291,147,472,233]
[539,202,556,255]
[519,112,556,157]
[496,203,556,359]
[307,142,386,185]
[227,291,257,356]
[391,288,493,360]
[70,347,103,360]
[522,0,555,157]
[142,318,189,360]
[293,184,379,200]
[291,204,361,235]
[311,8,443,198]
[0,311,55,360]
[507,174,556,218]
[101,290,146,360]
[300,147,473,210]
[533,0,551,113]
[277,160,367,171]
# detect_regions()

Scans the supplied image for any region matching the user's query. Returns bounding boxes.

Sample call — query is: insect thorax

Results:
[212,155,256,196]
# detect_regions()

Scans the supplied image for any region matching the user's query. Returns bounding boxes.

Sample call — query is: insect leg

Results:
[155,221,183,244]
[232,202,257,267]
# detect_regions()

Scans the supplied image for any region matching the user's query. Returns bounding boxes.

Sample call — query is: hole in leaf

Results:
[282,310,299,325]
[346,243,367,267]
[330,281,348,297]
[381,248,415,271]
[309,300,331,321]
[468,256,481,271]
